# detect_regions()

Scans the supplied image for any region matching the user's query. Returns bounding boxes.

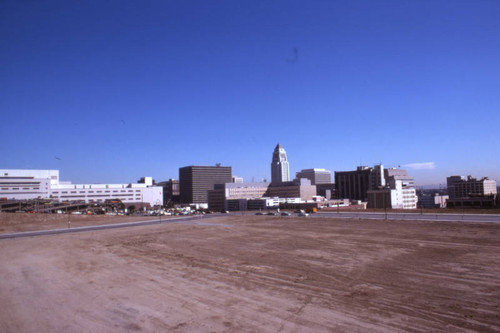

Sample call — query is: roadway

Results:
[314,211,500,223]
[0,214,226,240]
[2,211,499,241]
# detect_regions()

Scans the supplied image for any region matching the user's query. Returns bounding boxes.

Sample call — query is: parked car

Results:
[256,212,265,215]
[298,212,309,217]
[267,212,278,216]
[281,212,291,216]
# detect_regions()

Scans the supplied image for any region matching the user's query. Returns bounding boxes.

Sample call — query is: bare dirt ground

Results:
[0,212,162,234]
[0,215,499,332]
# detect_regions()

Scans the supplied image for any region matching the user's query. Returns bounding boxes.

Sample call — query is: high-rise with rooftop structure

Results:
[271,144,290,185]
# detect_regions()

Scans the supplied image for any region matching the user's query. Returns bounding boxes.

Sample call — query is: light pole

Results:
[420,187,423,215]
[336,188,340,215]
[156,199,161,223]
[384,189,388,220]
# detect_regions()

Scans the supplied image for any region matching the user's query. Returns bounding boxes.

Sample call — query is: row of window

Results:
[52,189,142,194]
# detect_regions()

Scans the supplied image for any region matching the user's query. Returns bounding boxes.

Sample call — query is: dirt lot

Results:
[0,215,499,332]
[0,212,162,234]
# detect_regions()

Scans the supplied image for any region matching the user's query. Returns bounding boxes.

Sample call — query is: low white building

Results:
[367,168,418,209]
[0,169,163,207]
[388,180,418,209]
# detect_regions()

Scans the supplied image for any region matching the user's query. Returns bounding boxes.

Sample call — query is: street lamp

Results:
[156,199,161,223]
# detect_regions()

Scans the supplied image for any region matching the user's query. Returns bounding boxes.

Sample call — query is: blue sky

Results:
[1,0,499,186]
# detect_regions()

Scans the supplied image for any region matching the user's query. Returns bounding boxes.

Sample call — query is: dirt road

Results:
[1,215,499,332]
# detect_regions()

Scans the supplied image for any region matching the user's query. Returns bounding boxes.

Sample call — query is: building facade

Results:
[271,144,290,185]
[367,182,418,209]
[447,175,497,199]
[0,169,163,206]
[232,176,243,183]
[446,176,464,199]
[335,166,375,201]
[295,168,332,185]
[267,178,317,201]
[337,165,418,209]
[157,179,180,207]
[446,175,497,208]
[207,182,270,211]
[179,165,232,204]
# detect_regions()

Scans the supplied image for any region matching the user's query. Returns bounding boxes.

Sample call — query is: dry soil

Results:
[0,214,499,332]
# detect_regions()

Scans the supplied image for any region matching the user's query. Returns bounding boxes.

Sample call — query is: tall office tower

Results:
[179,165,232,204]
[271,143,290,185]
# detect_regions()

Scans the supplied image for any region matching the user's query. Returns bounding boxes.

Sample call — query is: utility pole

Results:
[384,190,387,220]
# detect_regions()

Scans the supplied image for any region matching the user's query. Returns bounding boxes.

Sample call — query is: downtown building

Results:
[268,144,316,201]
[446,175,497,208]
[367,168,418,209]
[296,168,335,199]
[335,164,418,209]
[296,168,332,185]
[0,169,163,207]
[179,165,232,205]
[207,144,317,211]
[207,181,270,212]
[446,175,497,199]
[207,178,318,212]
[156,178,180,207]
[271,143,290,185]
[335,164,385,202]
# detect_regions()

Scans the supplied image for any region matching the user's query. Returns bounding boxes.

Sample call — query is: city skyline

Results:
[1,1,499,186]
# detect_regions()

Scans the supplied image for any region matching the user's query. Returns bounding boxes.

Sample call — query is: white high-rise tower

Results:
[271,143,290,185]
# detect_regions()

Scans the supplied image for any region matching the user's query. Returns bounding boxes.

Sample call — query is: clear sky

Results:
[1,0,499,187]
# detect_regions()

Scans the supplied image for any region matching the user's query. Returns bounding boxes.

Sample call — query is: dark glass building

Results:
[335,165,384,201]
[179,165,232,204]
